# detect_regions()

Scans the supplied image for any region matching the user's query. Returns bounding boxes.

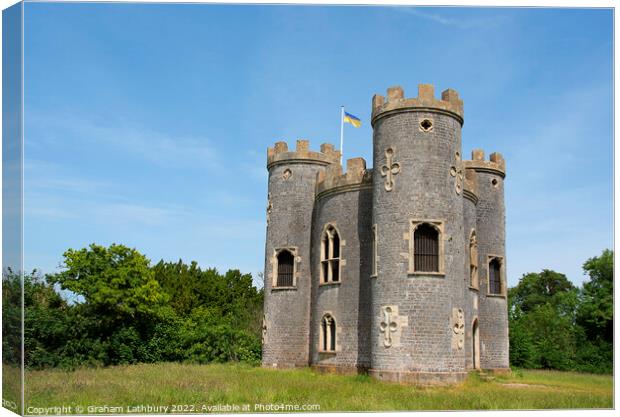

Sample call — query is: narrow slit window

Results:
[489,258,502,295]
[320,314,336,352]
[371,225,378,276]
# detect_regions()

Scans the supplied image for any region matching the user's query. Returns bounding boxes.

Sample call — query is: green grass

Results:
[22,363,612,413]
[3,364,21,414]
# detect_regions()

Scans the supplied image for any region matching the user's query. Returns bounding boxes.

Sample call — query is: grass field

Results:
[19,363,613,413]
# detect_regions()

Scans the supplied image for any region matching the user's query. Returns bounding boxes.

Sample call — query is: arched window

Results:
[276,250,294,287]
[320,225,341,283]
[414,223,439,272]
[320,314,336,352]
[489,257,502,295]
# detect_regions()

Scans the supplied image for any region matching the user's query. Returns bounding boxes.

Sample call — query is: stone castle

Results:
[262,83,509,385]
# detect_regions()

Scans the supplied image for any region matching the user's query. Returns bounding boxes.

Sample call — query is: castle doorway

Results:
[472,319,480,369]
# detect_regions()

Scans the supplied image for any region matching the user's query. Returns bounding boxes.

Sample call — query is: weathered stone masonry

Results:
[262,83,510,384]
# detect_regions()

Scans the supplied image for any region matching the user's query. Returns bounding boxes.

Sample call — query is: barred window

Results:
[276,250,294,287]
[321,314,336,352]
[414,223,439,272]
[320,225,341,283]
[489,257,502,295]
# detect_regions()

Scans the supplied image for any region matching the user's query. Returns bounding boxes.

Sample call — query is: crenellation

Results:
[418,83,435,100]
[296,139,309,152]
[471,149,485,161]
[387,86,404,101]
[489,152,506,171]
[372,94,385,111]
[441,88,461,104]
[346,157,366,179]
[274,141,288,153]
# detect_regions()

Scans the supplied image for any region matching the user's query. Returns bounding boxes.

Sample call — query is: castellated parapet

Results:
[316,157,373,199]
[262,83,509,385]
[464,149,506,178]
[267,139,340,169]
[371,84,464,127]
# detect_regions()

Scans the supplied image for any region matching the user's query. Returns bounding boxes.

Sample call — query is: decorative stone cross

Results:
[451,308,465,350]
[380,306,399,347]
[450,151,464,195]
[380,148,401,191]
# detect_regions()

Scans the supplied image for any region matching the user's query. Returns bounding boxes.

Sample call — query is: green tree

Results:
[509,269,577,314]
[508,270,579,370]
[573,249,613,373]
[46,244,172,365]
[577,249,613,343]
[47,244,170,327]
[2,269,23,366]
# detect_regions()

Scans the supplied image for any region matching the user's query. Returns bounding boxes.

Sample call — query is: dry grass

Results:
[19,363,613,413]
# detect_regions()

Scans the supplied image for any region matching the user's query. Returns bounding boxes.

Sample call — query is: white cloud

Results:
[396,7,507,30]
[25,109,221,170]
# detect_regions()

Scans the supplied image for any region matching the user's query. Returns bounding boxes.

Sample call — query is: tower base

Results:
[368,369,469,386]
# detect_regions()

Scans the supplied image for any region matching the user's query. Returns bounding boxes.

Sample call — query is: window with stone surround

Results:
[320,225,341,284]
[487,255,505,296]
[272,248,298,288]
[320,314,336,352]
[408,220,445,275]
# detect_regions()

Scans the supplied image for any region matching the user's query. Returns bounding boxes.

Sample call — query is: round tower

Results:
[369,84,469,384]
[262,139,340,368]
[464,150,510,373]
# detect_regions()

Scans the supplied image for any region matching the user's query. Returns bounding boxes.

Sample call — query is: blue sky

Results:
[23,3,613,288]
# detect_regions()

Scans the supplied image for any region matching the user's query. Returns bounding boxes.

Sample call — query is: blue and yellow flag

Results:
[343,111,362,128]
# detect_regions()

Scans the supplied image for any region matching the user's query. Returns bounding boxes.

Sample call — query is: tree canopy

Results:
[14,243,263,369]
[508,249,613,373]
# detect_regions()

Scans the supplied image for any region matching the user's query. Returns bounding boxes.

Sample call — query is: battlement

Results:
[316,157,372,199]
[371,84,464,126]
[267,139,341,169]
[464,149,506,178]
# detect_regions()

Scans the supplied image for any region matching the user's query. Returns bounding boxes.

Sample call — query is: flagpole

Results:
[340,106,344,165]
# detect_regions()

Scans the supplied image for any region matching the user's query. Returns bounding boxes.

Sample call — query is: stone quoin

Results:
[262,83,509,385]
